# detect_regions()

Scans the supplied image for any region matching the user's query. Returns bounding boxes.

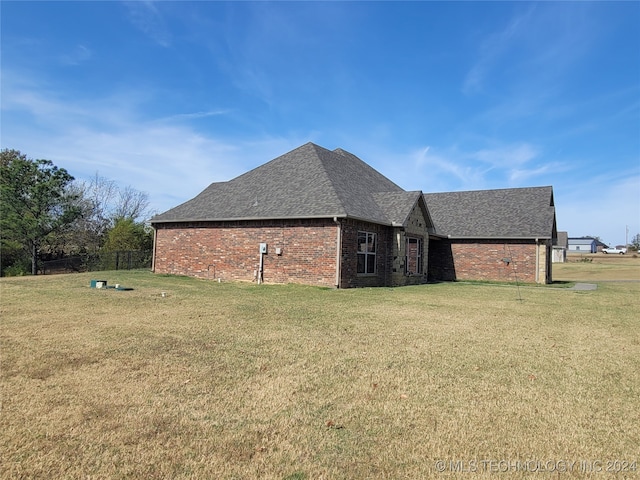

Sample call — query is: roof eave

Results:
[334,214,394,227]
[445,235,553,240]
[151,213,355,225]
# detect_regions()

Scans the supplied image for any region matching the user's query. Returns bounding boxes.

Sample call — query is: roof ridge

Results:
[321,146,406,223]
[309,143,348,217]
[231,142,322,183]
[332,148,405,192]
[152,142,409,225]
[425,185,552,195]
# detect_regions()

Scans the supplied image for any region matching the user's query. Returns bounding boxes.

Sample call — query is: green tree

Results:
[102,217,153,252]
[0,149,81,275]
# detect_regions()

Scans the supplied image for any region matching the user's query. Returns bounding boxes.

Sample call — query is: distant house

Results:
[553,231,568,263]
[568,237,597,253]
[151,143,557,287]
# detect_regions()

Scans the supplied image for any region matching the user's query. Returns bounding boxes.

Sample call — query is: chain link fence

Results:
[42,250,152,274]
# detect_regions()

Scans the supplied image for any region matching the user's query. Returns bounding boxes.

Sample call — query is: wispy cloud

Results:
[404,141,557,191]
[187,2,350,107]
[471,143,538,168]
[158,110,232,122]
[59,44,92,66]
[463,6,535,95]
[122,1,171,47]
[2,72,88,118]
[1,73,306,215]
[509,163,564,184]
[360,144,489,194]
[415,146,485,188]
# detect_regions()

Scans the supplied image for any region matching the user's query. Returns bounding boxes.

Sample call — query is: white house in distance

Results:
[568,237,597,253]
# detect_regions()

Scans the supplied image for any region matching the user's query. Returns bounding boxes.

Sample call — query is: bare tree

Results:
[113,185,151,222]
[64,174,119,253]
[64,173,151,254]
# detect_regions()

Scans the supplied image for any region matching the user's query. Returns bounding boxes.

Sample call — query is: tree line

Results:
[1,149,154,276]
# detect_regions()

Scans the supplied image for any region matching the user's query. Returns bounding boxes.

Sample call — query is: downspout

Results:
[333,217,342,288]
[535,237,539,284]
[151,226,157,272]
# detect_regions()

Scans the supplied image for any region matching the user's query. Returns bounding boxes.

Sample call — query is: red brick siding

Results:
[155,217,440,288]
[154,219,338,287]
[429,239,540,283]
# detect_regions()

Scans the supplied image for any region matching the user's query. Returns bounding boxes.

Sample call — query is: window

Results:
[405,237,423,275]
[357,231,376,274]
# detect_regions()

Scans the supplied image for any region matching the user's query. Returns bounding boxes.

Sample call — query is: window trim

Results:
[357,231,377,275]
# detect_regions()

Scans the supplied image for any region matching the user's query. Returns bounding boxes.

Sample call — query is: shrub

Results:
[3,262,30,277]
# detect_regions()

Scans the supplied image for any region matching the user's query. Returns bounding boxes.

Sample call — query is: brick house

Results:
[151,143,557,287]
[152,143,434,288]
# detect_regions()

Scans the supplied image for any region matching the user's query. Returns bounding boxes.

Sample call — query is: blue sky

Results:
[2,1,639,246]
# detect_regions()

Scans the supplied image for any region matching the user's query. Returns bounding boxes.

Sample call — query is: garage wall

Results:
[429,239,545,284]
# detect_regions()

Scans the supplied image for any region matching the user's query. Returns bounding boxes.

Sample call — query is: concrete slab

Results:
[570,283,598,291]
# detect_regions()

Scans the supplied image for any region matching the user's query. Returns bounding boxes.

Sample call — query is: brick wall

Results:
[429,239,543,283]
[154,219,339,287]
[339,219,393,287]
[155,216,453,288]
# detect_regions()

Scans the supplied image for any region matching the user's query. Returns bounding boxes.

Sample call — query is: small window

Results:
[357,231,376,274]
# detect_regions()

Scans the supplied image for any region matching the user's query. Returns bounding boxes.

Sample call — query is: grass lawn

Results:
[1,258,639,479]
[555,253,640,282]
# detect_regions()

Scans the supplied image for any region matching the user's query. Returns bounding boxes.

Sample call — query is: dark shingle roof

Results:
[556,231,568,247]
[373,191,432,228]
[424,186,556,239]
[151,143,410,226]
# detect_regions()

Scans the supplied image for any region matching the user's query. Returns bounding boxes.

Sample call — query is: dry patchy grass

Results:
[555,253,640,282]
[1,269,639,479]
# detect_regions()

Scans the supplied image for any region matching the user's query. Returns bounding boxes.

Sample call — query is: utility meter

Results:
[259,243,268,254]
